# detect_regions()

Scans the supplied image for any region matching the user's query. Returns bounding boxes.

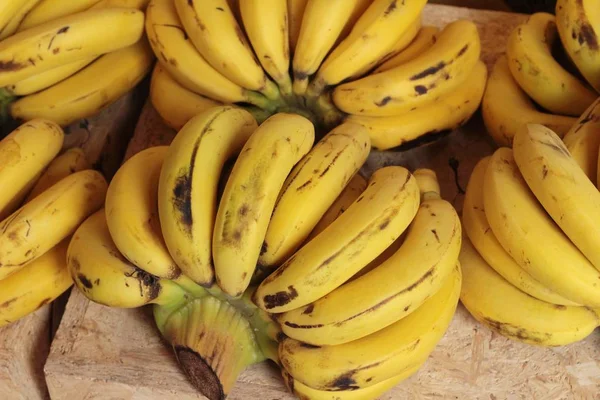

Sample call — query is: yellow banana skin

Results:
[506,12,597,116]
[213,113,315,297]
[0,239,72,328]
[68,209,186,308]
[254,166,420,314]
[287,0,308,55]
[279,264,461,391]
[90,0,149,9]
[0,119,63,220]
[258,122,371,271]
[17,0,101,32]
[513,124,600,273]
[158,106,258,287]
[563,97,600,182]
[374,25,440,73]
[482,55,577,147]
[373,16,422,70]
[460,237,600,346]
[555,0,600,93]
[463,156,577,306]
[0,0,31,35]
[0,0,43,40]
[483,147,600,307]
[348,59,487,151]
[0,8,145,87]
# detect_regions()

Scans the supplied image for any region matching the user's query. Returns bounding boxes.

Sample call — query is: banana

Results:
[150,63,222,131]
[374,26,440,73]
[347,59,487,150]
[213,113,315,297]
[0,0,43,40]
[460,236,600,346]
[10,37,154,126]
[254,166,420,313]
[334,0,372,47]
[482,55,577,147]
[462,156,578,306]
[239,0,292,95]
[287,0,308,55]
[17,0,101,32]
[257,122,371,271]
[279,263,461,391]
[483,146,600,307]
[0,0,30,35]
[0,119,63,220]
[555,0,600,93]
[513,123,600,273]
[0,7,145,88]
[68,209,187,308]
[277,171,460,345]
[332,20,481,117]
[562,97,600,182]
[0,239,72,328]
[0,175,39,222]
[0,169,107,281]
[90,0,149,8]
[158,106,258,287]
[506,12,597,116]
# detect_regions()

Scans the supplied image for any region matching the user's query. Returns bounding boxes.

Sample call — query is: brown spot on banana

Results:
[375,96,392,107]
[483,318,550,344]
[578,23,599,50]
[410,61,447,80]
[0,298,17,308]
[384,0,398,16]
[77,273,93,289]
[0,60,26,71]
[263,285,299,309]
[302,304,314,314]
[330,372,359,390]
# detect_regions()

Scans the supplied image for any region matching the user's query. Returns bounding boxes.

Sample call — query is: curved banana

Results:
[482,55,577,147]
[483,147,600,307]
[158,106,258,287]
[347,59,487,150]
[68,209,187,308]
[562,97,600,182]
[254,166,420,313]
[555,0,600,93]
[150,63,222,131]
[0,239,72,328]
[506,12,597,116]
[462,156,577,306]
[279,264,461,391]
[0,7,145,87]
[17,0,101,32]
[0,119,63,220]
[0,0,43,40]
[213,113,315,297]
[460,237,599,346]
[10,37,154,126]
[287,0,308,55]
[513,123,600,273]
[257,122,371,271]
[332,20,481,117]
[374,26,439,73]
[90,0,149,8]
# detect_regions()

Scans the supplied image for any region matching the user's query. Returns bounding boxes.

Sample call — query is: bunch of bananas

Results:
[68,106,463,400]
[0,119,107,328]
[483,1,600,147]
[460,122,600,347]
[146,0,487,151]
[0,0,155,127]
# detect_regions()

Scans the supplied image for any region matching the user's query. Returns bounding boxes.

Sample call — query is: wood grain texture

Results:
[45,4,600,400]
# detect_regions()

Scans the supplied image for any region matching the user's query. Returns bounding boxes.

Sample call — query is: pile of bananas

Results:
[68,106,464,400]
[460,122,600,347]
[483,0,600,147]
[146,0,487,150]
[0,119,107,328]
[0,0,154,127]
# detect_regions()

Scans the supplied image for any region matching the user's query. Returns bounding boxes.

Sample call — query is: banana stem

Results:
[243,90,277,113]
[0,88,16,127]
[151,279,189,307]
[413,168,442,201]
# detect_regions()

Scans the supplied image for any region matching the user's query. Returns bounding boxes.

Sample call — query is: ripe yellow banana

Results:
[374,25,440,73]
[462,156,577,306]
[68,209,187,308]
[91,0,149,9]
[0,7,145,87]
[0,239,72,328]
[332,19,481,117]
[0,175,39,222]
[213,113,315,297]
[254,166,420,313]
[10,37,154,126]
[555,0,600,93]
[306,0,428,97]
[287,0,308,55]
[347,59,487,150]
[460,236,600,346]
[0,0,31,35]
[483,147,600,307]
[257,122,371,271]
[0,119,63,220]
[0,0,42,40]
[334,0,372,47]
[279,264,461,391]
[562,97,600,182]
[482,55,577,147]
[17,0,101,32]
[506,12,597,116]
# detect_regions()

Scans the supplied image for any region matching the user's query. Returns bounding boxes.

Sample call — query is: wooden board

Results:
[45,4,600,400]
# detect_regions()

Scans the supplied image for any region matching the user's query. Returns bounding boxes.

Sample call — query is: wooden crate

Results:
[44,4,600,400]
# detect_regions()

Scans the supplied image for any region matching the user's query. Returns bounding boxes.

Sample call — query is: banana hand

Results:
[562,97,600,182]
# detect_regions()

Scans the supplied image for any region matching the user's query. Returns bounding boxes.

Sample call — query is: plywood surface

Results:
[45,4,600,400]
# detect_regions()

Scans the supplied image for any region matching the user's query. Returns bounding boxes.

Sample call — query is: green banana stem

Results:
[0,88,16,127]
